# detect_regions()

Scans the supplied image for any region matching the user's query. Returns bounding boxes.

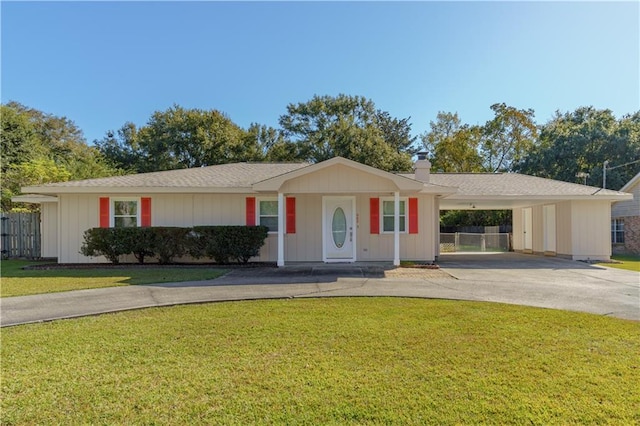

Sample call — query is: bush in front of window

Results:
[81,226,269,264]
[151,227,190,264]
[80,228,131,264]
[122,227,157,264]
[190,226,269,264]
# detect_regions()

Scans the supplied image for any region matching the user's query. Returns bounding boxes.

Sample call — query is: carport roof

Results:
[400,172,632,209]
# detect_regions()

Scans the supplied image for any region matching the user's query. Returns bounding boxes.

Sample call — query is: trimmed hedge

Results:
[80,226,268,264]
[190,226,269,264]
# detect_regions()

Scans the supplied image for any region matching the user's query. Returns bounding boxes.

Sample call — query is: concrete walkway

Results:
[2,253,638,326]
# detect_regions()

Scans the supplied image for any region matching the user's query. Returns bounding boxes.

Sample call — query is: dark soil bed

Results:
[23,262,277,271]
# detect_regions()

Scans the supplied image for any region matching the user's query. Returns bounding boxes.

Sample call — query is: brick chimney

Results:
[414,152,431,183]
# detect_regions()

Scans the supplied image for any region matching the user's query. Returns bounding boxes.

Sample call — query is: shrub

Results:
[151,227,189,264]
[191,226,269,264]
[80,228,130,264]
[122,227,157,264]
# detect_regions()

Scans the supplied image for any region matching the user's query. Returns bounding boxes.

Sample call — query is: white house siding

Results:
[355,194,437,262]
[40,202,58,258]
[570,200,612,261]
[279,164,398,194]
[555,201,573,257]
[59,194,101,263]
[511,200,612,261]
[512,208,523,251]
[283,195,322,262]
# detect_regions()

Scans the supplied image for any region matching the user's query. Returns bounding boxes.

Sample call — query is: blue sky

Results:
[2,1,638,145]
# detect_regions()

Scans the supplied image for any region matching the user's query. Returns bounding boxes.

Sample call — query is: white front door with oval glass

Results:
[323,196,356,262]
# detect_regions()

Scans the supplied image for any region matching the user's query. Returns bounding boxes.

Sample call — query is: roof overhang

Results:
[11,194,59,204]
[252,156,427,193]
[21,186,256,195]
[620,171,640,192]
[439,193,633,210]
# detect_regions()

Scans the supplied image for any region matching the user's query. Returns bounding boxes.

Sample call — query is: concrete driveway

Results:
[1,253,638,327]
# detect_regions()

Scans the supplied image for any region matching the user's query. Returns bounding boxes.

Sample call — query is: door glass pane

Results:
[332,207,347,248]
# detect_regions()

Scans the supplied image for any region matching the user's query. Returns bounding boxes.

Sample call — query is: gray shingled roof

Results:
[29,162,310,189]
[400,172,627,197]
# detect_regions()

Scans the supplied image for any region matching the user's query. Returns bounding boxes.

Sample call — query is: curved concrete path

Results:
[2,253,638,327]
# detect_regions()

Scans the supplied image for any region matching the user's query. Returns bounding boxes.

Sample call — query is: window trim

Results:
[111,197,141,228]
[611,218,625,244]
[257,197,279,234]
[380,197,407,234]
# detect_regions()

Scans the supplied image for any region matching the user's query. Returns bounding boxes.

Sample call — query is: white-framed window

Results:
[258,198,278,233]
[611,219,624,244]
[112,198,140,228]
[381,198,407,233]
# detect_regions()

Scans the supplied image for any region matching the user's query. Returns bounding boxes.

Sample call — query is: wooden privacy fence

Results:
[1,213,41,259]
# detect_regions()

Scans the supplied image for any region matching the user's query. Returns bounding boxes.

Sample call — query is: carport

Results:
[421,173,632,261]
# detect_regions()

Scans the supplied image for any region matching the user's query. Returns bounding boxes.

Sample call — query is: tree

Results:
[245,123,302,162]
[421,112,484,172]
[516,107,640,189]
[96,105,255,172]
[1,104,42,174]
[1,102,121,211]
[278,94,415,171]
[482,103,537,172]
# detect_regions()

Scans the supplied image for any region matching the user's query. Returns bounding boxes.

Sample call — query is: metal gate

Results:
[0,213,41,258]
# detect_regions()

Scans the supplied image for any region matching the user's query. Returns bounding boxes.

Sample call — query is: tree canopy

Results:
[422,104,537,173]
[516,107,640,189]
[95,105,258,173]
[1,102,120,211]
[278,94,415,172]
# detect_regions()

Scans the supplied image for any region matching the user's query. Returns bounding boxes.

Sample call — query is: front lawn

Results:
[2,298,638,424]
[600,254,640,272]
[0,260,227,297]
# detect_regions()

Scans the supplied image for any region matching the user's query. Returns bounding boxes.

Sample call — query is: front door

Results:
[323,197,356,262]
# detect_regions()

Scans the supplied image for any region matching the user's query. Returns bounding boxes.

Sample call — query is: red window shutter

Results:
[246,197,256,226]
[99,197,110,228]
[141,197,152,227]
[409,197,418,234]
[370,198,380,234]
[286,197,296,234]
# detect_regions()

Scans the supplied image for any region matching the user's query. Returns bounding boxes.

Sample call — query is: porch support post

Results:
[277,192,285,267]
[394,191,400,266]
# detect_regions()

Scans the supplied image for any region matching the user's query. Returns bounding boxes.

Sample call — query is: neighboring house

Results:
[15,156,631,264]
[611,171,640,255]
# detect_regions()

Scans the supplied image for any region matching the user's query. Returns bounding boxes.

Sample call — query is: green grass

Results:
[2,298,638,425]
[600,254,640,272]
[0,260,227,297]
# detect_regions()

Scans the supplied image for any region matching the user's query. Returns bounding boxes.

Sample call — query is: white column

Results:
[394,191,400,266]
[277,192,285,267]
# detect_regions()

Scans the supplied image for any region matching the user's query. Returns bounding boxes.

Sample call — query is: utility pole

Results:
[603,159,640,189]
[603,160,609,189]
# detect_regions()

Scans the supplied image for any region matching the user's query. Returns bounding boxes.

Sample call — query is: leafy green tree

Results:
[96,105,255,172]
[279,94,414,171]
[421,112,484,172]
[1,104,43,174]
[482,103,537,172]
[517,107,640,189]
[93,122,142,173]
[1,159,72,211]
[245,123,303,162]
[1,102,121,211]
